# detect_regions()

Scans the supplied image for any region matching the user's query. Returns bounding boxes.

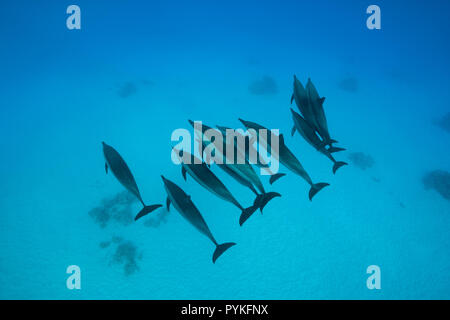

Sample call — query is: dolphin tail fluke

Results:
[212,242,236,263]
[332,161,348,174]
[328,146,346,153]
[308,183,330,201]
[134,204,163,221]
[239,205,258,226]
[269,173,285,185]
[254,192,281,213]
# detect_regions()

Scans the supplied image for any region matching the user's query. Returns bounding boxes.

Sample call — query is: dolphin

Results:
[305,78,337,147]
[239,119,329,200]
[174,148,258,225]
[290,108,347,174]
[215,125,286,184]
[194,136,281,224]
[291,75,319,131]
[189,120,281,217]
[277,134,330,200]
[102,142,162,221]
[161,175,236,263]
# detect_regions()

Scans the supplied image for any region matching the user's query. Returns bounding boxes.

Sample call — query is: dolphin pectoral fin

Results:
[332,161,348,174]
[134,204,163,221]
[105,163,108,174]
[329,139,338,144]
[328,146,346,153]
[212,242,236,263]
[181,166,187,181]
[290,93,294,104]
[239,205,258,226]
[269,173,285,185]
[166,197,171,211]
[309,182,330,201]
[291,125,296,136]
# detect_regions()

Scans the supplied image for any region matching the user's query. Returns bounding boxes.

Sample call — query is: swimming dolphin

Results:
[189,120,281,214]
[174,148,258,225]
[215,125,285,184]
[194,136,281,224]
[161,175,236,263]
[290,108,347,174]
[239,119,329,200]
[305,78,337,147]
[102,142,162,221]
[277,134,329,200]
[291,75,319,131]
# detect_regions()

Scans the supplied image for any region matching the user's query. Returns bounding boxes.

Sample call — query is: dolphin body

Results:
[291,76,341,150]
[304,78,337,148]
[239,119,329,201]
[161,175,236,263]
[189,120,281,223]
[291,75,319,131]
[215,125,285,184]
[194,137,281,225]
[290,109,347,174]
[174,149,258,225]
[102,142,162,221]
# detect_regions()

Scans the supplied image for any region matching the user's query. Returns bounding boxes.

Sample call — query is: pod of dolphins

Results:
[101,76,347,264]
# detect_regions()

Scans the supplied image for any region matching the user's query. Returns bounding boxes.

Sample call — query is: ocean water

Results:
[0,0,449,299]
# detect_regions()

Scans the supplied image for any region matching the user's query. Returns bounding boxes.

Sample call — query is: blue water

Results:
[1,0,449,299]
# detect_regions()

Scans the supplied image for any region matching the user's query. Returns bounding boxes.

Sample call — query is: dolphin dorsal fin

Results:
[290,93,294,104]
[318,97,325,105]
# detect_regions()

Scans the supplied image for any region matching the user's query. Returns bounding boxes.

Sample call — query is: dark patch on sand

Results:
[117,81,138,98]
[348,152,375,170]
[422,170,450,201]
[112,240,142,276]
[434,112,450,133]
[99,241,111,249]
[338,77,358,93]
[88,191,137,228]
[143,208,170,228]
[101,236,142,276]
[248,76,278,95]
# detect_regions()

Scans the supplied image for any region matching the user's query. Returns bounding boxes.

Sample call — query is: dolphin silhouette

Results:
[189,120,281,220]
[174,148,258,225]
[215,124,286,184]
[102,142,162,221]
[161,175,236,263]
[291,75,319,131]
[305,78,337,147]
[290,108,347,174]
[239,119,329,200]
